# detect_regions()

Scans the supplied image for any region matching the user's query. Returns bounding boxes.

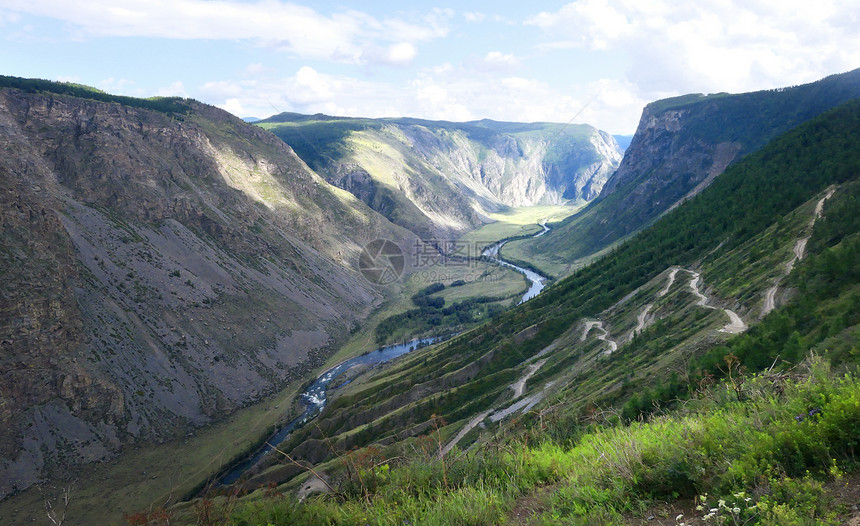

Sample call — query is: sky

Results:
[1,1,858,134]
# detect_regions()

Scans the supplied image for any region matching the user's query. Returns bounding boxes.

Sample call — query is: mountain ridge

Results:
[258,113,623,240]
[515,67,860,272]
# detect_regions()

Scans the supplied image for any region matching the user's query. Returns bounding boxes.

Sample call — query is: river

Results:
[217,222,551,485]
[217,335,450,485]
[482,220,550,304]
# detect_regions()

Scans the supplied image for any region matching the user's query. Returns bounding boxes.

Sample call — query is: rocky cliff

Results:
[259,116,623,240]
[519,68,860,268]
[0,85,414,498]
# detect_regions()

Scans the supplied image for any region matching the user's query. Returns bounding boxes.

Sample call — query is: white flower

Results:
[676,514,684,521]
[732,507,741,514]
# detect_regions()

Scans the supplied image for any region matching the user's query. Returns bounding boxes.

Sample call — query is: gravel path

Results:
[761,189,834,317]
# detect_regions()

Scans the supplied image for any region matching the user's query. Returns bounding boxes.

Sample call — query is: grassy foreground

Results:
[214,355,859,525]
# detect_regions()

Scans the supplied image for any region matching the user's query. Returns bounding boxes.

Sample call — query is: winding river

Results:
[218,335,449,485]
[217,222,551,485]
[482,220,550,304]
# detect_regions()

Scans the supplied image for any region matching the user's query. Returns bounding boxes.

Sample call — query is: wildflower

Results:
[795,415,804,422]
[718,499,726,508]
[732,507,741,513]
[676,514,684,521]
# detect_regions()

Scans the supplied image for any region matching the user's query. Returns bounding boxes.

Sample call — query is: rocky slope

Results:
[0,83,415,498]
[259,115,623,240]
[520,68,860,268]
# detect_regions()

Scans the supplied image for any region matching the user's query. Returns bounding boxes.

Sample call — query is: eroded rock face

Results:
[597,104,744,226]
[0,89,412,497]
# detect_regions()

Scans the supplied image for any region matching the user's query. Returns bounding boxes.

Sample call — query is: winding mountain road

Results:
[512,359,547,398]
[581,320,617,354]
[660,267,679,296]
[761,189,834,317]
[629,267,679,341]
[440,410,492,457]
[629,305,652,341]
[440,359,553,457]
[687,270,747,333]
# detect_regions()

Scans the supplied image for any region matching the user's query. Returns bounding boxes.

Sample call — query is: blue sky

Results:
[1,1,858,133]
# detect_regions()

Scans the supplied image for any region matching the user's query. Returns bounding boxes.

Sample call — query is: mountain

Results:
[0,77,417,499]
[207,96,860,523]
[257,114,623,240]
[516,68,860,272]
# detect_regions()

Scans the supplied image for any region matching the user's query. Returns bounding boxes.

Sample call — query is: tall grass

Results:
[226,355,859,525]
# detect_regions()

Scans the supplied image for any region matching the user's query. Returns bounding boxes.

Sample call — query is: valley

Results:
[1,69,860,526]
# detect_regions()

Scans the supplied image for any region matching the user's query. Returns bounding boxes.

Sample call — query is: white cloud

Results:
[98,77,135,92]
[243,63,271,76]
[360,42,418,66]
[206,63,645,133]
[526,0,860,95]
[466,51,522,74]
[220,98,247,117]
[483,52,520,67]
[463,12,486,23]
[155,80,188,97]
[0,11,21,25]
[3,0,450,65]
[387,42,417,64]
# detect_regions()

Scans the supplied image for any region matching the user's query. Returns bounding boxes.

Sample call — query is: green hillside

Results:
[171,98,860,524]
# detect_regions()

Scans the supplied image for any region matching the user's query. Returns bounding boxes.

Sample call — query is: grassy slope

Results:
[186,98,860,525]
[231,362,860,525]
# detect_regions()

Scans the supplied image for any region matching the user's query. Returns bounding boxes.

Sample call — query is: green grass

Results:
[458,204,585,277]
[458,204,582,251]
[457,222,542,250]
[223,357,860,526]
[432,268,527,304]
